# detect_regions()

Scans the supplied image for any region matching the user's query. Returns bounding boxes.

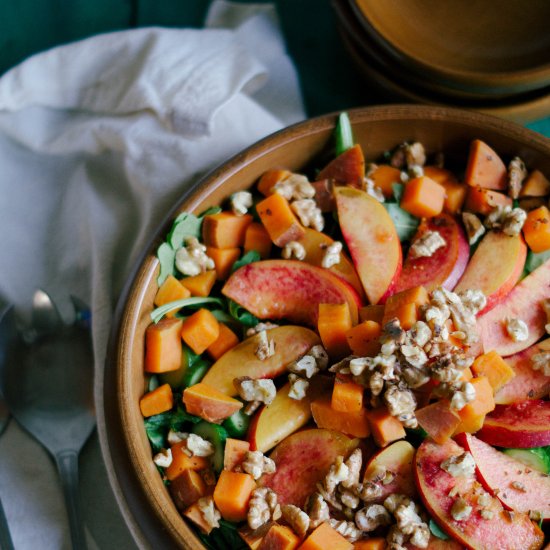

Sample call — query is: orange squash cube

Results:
[259,524,300,550]
[202,212,253,249]
[345,320,382,357]
[519,169,550,197]
[298,521,353,550]
[180,270,217,297]
[213,470,256,522]
[244,222,273,259]
[400,176,446,218]
[311,396,370,438]
[256,193,306,247]
[180,308,220,354]
[144,318,183,373]
[257,168,291,196]
[206,246,241,281]
[139,383,174,417]
[170,468,207,510]
[472,351,515,392]
[154,275,191,317]
[369,164,402,198]
[464,186,512,215]
[358,304,385,324]
[318,302,353,359]
[366,406,406,447]
[523,206,550,253]
[331,375,364,413]
[166,440,209,481]
[207,323,239,361]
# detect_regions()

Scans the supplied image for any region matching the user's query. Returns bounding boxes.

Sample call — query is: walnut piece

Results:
[306,493,330,529]
[234,377,276,405]
[230,191,253,216]
[355,504,391,532]
[462,212,486,245]
[197,496,221,531]
[247,487,281,530]
[153,448,172,468]
[505,317,529,342]
[532,351,550,376]
[246,322,279,336]
[321,241,343,268]
[441,452,476,477]
[508,157,527,199]
[287,373,309,400]
[240,450,276,480]
[290,198,324,232]
[186,434,215,457]
[282,504,310,538]
[409,230,446,259]
[282,240,306,261]
[255,330,276,360]
[450,497,472,521]
[175,237,215,276]
[273,173,315,201]
[328,519,363,542]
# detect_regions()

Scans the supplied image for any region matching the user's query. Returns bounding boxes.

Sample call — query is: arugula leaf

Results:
[199,521,248,550]
[147,375,160,392]
[143,413,171,452]
[231,250,261,274]
[199,206,222,217]
[228,299,259,327]
[151,296,226,323]
[525,249,550,273]
[384,203,419,242]
[157,242,176,286]
[169,406,202,431]
[335,112,354,156]
[429,519,449,540]
[168,212,203,250]
[392,182,404,203]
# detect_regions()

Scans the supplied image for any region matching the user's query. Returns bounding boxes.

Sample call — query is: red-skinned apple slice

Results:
[415,437,544,550]
[495,339,550,405]
[477,258,550,356]
[259,428,359,507]
[222,259,361,326]
[395,213,469,294]
[455,231,527,314]
[456,432,550,520]
[477,400,550,448]
[201,325,320,396]
[334,186,402,304]
[363,440,416,502]
[296,227,365,300]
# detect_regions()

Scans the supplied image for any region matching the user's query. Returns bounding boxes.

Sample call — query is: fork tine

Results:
[32,289,63,334]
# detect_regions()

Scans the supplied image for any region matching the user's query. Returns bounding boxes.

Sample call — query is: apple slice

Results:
[477,258,550,356]
[296,227,365,299]
[477,400,550,448]
[222,259,361,327]
[201,326,320,396]
[259,428,359,507]
[406,536,463,550]
[363,440,416,502]
[455,231,527,314]
[334,186,402,304]
[415,437,544,550]
[247,376,331,454]
[457,432,550,520]
[317,143,365,187]
[495,340,550,404]
[395,213,469,294]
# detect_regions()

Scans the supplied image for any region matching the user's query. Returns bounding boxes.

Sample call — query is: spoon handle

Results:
[0,495,14,550]
[56,450,88,550]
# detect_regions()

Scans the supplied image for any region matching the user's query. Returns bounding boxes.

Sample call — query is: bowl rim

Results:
[102,104,550,549]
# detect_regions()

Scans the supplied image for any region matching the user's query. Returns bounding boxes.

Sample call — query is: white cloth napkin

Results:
[0,1,305,548]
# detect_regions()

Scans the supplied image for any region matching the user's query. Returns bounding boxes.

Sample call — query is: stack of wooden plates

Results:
[333,0,550,123]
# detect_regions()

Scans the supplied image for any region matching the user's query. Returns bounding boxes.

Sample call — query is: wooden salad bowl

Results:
[103,105,550,549]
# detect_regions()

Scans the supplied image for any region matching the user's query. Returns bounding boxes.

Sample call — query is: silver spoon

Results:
[0,291,95,550]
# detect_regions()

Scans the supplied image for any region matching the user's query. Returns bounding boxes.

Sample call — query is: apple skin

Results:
[477,400,550,448]
[455,231,527,314]
[334,186,402,305]
[222,259,361,327]
[495,339,550,405]
[477,258,550,357]
[259,428,359,508]
[201,325,320,396]
[414,437,544,550]
[395,213,469,294]
[456,432,550,520]
[363,440,416,502]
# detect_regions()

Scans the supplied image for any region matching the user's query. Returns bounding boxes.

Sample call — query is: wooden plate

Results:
[103,106,550,548]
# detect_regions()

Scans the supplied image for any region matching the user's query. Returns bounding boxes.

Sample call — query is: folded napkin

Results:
[0,1,305,548]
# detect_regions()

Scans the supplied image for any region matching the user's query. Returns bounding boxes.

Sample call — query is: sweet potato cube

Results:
[144,318,183,373]
[369,164,402,198]
[259,524,300,550]
[139,383,174,417]
[170,468,207,510]
[331,375,364,413]
[298,521,354,550]
[183,382,243,424]
[423,166,458,185]
[257,168,291,196]
[519,197,546,211]
[416,399,461,444]
[345,320,381,357]
[472,351,515,392]
[154,275,191,317]
[454,376,495,435]
[366,406,406,447]
[224,438,250,471]
[256,193,306,247]
[184,500,216,534]
[400,176,445,218]
[523,205,550,253]
[519,169,550,197]
[206,246,241,281]
[359,304,384,324]
[441,179,468,214]
[317,144,365,187]
[213,470,256,522]
[180,308,220,354]
[382,285,429,327]
[465,186,512,215]
[207,323,240,361]
[311,396,370,438]
[353,538,386,550]
[166,440,209,481]
[464,139,507,190]
[318,302,352,359]
[202,212,253,249]
[244,222,273,259]
[180,270,217,297]
[240,522,277,550]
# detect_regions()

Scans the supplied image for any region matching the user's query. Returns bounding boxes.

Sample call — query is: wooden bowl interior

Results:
[114,106,550,548]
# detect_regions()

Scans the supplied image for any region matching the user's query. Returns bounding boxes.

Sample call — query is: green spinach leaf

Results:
[168,212,203,250]
[231,250,261,274]
[157,242,176,286]
[151,296,226,323]
[383,203,419,242]
[335,112,354,156]
[525,249,550,273]
[228,299,259,327]
[429,519,449,540]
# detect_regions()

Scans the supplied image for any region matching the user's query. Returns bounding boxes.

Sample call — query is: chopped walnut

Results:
[384,384,416,419]
[234,377,276,405]
[356,481,384,503]
[401,366,430,389]
[485,205,512,230]
[230,191,253,216]
[273,173,315,201]
[450,381,476,411]
[409,230,446,259]
[186,434,215,457]
[167,429,188,445]
[339,486,361,510]
[532,351,550,376]
[511,481,526,492]
[386,524,408,550]
[287,373,309,400]
[246,322,279,336]
[457,289,487,315]
[530,510,543,522]
[408,164,424,179]
[175,237,215,276]
[480,509,494,520]
[306,493,330,529]
[405,142,427,168]
[291,198,325,231]
[247,487,281,530]
[400,344,428,368]
[409,523,430,548]
[394,501,423,536]
[321,241,343,268]
[324,456,349,494]
[288,354,320,379]
[328,519,362,542]
[441,452,476,477]
[502,208,527,237]
[197,496,221,532]
[341,449,363,489]
[282,240,306,261]
[240,450,276,480]
[281,504,310,538]
[451,497,472,521]
[384,494,411,514]
[508,157,528,199]
[477,492,491,508]
[407,321,432,347]
[309,345,329,370]
[505,317,529,342]
[462,212,486,245]
[364,178,385,202]
[153,448,172,468]
[355,504,392,532]
[255,330,276,360]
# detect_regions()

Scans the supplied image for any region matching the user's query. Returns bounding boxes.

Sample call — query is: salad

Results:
[138,113,550,550]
